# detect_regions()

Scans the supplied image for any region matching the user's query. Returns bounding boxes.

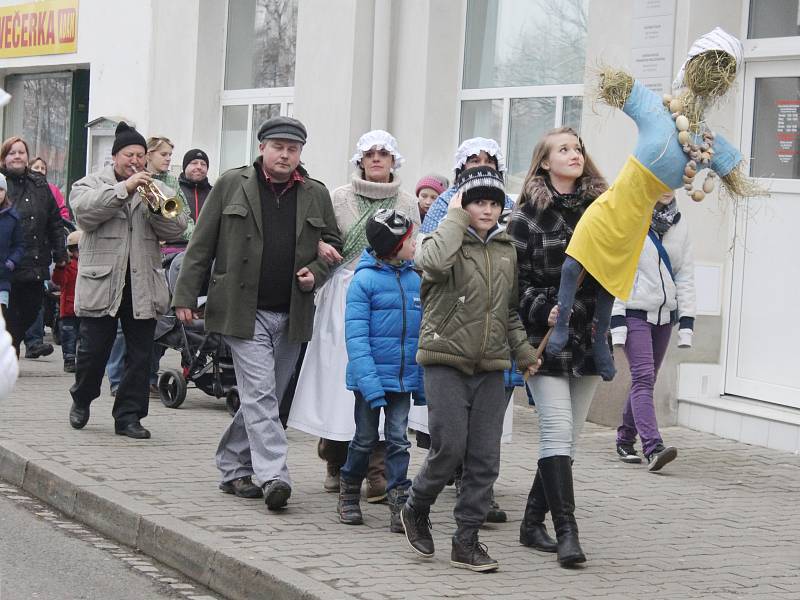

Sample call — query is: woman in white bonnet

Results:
[287,130,420,500]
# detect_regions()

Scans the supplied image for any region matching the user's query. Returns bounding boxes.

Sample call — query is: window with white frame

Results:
[746,0,800,180]
[220,0,298,171]
[460,0,589,192]
[747,0,799,39]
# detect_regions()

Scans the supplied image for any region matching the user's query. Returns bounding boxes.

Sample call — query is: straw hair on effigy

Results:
[596,67,633,109]
[683,50,737,99]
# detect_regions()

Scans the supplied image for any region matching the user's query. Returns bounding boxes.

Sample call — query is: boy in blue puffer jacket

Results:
[338,209,423,534]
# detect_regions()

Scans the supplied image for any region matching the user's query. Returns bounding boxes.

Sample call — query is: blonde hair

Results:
[517,127,604,209]
[146,136,174,153]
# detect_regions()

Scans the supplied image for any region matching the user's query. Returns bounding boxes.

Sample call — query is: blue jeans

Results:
[60,316,81,361]
[24,306,44,347]
[341,391,411,492]
[105,324,125,392]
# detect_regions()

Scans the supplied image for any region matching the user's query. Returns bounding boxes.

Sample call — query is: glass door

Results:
[725,59,800,408]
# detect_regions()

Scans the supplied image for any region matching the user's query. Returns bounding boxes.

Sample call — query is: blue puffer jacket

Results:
[345,249,423,408]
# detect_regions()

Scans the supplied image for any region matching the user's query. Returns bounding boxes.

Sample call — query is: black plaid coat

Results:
[507,176,608,377]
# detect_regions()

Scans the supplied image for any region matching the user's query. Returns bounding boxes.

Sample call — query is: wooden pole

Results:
[524,268,587,381]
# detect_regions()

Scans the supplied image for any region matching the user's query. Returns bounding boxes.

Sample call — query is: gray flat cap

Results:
[257,116,307,144]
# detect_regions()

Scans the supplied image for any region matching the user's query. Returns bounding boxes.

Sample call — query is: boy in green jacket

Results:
[400,166,539,572]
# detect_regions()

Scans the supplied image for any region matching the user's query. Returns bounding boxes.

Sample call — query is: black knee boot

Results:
[539,455,586,566]
[519,468,557,552]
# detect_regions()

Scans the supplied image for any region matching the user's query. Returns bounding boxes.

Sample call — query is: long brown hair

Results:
[517,127,605,210]
[0,136,31,164]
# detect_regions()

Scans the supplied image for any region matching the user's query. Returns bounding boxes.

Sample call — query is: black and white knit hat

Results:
[366,209,413,258]
[455,166,505,207]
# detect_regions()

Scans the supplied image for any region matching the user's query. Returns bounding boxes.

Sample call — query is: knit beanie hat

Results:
[366,209,413,258]
[111,122,147,155]
[455,166,506,207]
[182,148,209,172]
[0,172,6,191]
[415,175,447,197]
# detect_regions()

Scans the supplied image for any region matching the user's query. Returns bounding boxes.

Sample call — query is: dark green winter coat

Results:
[172,163,342,342]
[416,207,537,375]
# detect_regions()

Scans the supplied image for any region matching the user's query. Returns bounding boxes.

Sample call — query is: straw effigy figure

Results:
[545,28,763,381]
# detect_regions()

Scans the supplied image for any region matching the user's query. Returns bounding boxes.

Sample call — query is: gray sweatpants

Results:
[408,365,507,536]
[215,310,301,487]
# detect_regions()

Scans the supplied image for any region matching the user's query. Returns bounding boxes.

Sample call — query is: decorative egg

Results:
[691,190,705,202]
[662,93,673,106]
[675,115,690,131]
[700,152,711,162]
[702,178,715,193]
[669,98,683,113]
[678,130,691,145]
[684,165,697,178]
[682,174,693,184]
[687,159,697,169]
[683,183,693,191]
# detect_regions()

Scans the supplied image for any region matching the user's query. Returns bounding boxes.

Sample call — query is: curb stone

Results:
[0,441,358,600]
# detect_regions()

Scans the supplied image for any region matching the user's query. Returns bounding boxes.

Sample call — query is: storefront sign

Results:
[0,0,78,58]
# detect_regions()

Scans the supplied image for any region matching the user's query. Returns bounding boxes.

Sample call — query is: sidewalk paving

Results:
[2,350,799,600]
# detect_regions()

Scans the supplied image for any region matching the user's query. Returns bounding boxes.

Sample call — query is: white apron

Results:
[288,268,385,440]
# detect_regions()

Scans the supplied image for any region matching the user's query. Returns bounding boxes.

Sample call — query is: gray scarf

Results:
[651,199,680,236]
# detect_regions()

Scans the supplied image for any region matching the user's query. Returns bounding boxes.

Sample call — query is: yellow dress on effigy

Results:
[565,155,669,301]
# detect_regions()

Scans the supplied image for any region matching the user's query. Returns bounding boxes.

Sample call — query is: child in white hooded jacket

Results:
[610,192,695,471]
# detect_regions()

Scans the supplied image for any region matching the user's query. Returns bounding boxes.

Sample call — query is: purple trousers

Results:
[616,317,672,456]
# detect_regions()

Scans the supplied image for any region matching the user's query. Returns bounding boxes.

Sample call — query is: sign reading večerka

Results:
[0,0,78,58]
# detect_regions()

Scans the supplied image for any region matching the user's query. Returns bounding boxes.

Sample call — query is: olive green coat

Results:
[171,164,342,342]
[416,208,537,375]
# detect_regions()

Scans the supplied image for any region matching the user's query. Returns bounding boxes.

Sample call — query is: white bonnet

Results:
[350,130,405,169]
[673,27,744,91]
[453,137,506,173]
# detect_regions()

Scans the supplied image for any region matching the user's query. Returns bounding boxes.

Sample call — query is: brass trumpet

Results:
[133,167,184,219]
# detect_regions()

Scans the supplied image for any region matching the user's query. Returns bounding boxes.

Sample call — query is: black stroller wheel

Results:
[159,369,187,409]
[225,388,240,417]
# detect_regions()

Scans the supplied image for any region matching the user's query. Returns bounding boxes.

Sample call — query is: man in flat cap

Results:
[172,116,342,511]
[68,122,189,439]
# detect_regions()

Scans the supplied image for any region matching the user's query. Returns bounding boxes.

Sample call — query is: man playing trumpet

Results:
[68,121,188,439]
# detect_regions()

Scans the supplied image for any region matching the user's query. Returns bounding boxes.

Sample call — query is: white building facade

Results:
[1,0,798,452]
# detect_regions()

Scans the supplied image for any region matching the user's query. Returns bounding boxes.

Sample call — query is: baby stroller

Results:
[154,312,240,415]
[153,253,240,416]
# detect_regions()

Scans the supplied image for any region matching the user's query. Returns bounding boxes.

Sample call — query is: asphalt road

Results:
[0,484,220,600]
